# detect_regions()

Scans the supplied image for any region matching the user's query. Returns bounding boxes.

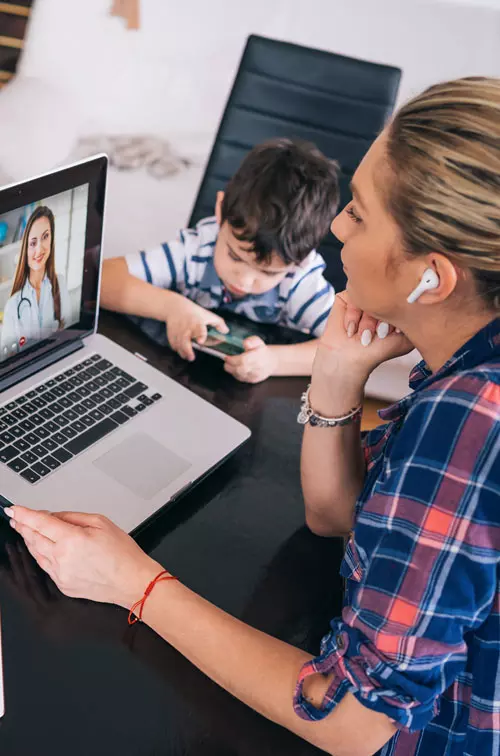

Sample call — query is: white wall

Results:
[20,0,500,148]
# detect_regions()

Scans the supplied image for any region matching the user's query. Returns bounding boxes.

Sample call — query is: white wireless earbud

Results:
[407,268,439,304]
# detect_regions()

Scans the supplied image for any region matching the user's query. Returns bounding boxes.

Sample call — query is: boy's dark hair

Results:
[220,138,340,265]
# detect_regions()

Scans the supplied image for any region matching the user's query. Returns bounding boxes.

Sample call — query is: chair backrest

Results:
[188,34,402,291]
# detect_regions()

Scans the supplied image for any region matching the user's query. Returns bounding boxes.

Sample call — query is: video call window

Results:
[0,184,89,360]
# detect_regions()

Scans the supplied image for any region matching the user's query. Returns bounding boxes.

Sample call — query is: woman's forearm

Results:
[138,574,393,756]
[301,376,366,536]
[100,257,180,321]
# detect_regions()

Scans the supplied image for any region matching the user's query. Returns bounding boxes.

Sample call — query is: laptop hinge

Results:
[1,338,85,393]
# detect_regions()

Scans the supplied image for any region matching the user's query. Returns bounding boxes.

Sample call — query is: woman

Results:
[0,205,71,355]
[6,78,500,755]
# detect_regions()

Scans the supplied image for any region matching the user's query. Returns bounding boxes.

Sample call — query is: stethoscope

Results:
[16,282,33,320]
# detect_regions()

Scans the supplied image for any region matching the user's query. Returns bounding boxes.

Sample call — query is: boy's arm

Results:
[100,257,182,321]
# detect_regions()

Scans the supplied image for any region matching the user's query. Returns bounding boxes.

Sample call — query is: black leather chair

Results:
[188,35,402,291]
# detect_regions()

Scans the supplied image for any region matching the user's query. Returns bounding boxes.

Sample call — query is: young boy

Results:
[100,139,340,383]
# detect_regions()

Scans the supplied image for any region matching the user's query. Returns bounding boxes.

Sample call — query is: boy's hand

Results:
[164,295,229,362]
[224,336,277,383]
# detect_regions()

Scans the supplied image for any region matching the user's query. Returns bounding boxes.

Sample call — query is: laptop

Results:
[0,156,250,533]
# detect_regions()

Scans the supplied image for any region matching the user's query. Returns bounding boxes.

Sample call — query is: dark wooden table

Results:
[0,312,345,756]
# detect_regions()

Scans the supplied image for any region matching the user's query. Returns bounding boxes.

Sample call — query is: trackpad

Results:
[93,432,191,500]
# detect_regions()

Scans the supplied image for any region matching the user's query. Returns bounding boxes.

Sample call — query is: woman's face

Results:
[331,131,417,323]
[27,216,52,273]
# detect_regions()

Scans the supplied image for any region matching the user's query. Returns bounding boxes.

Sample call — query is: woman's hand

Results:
[6,507,161,609]
[311,291,414,414]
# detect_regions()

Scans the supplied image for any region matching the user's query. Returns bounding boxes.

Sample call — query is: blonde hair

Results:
[386,77,500,310]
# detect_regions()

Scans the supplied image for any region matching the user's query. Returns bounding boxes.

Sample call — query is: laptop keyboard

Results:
[0,353,162,485]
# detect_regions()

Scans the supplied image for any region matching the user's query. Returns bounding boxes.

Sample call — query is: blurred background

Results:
[0,0,498,398]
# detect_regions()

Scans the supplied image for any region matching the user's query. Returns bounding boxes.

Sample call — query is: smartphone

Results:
[193,324,259,359]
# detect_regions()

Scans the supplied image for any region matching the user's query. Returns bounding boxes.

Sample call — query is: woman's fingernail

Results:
[395,328,401,334]
[9,519,16,529]
[377,322,390,339]
[361,329,372,347]
[3,507,13,518]
[347,322,355,338]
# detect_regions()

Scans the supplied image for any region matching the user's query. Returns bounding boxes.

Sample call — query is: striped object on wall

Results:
[0,1,34,89]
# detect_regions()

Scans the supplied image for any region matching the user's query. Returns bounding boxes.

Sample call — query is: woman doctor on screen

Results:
[0,206,71,355]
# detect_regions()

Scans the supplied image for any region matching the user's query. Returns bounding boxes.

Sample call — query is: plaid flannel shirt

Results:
[294,318,500,756]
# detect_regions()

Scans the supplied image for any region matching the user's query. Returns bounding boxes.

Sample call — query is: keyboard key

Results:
[76,386,91,398]
[24,432,39,446]
[138,395,154,406]
[58,397,72,409]
[95,359,112,372]
[42,455,60,471]
[26,390,37,399]
[82,358,94,367]
[50,401,65,413]
[42,390,57,403]
[44,421,59,435]
[5,401,16,411]
[97,403,113,415]
[0,408,6,417]
[106,398,121,410]
[73,404,87,417]
[42,438,58,452]
[32,462,51,477]
[0,446,19,463]
[19,419,36,432]
[53,447,73,463]
[116,393,129,405]
[80,415,95,428]
[20,469,41,484]
[23,401,38,413]
[32,444,48,458]
[63,368,75,377]
[32,397,48,409]
[90,354,102,362]
[14,438,30,453]
[79,369,93,381]
[55,374,66,383]
[86,380,99,392]
[30,412,45,425]
[0,431,15,444]
[117,369,135,382]
[69,376,84,388]
[15,396,28,405]
[65,417,117,456]
[51,386,65,397]
[52,432,67,446]
[40,407,55,421]
[12,407,27,420]
[52,416,69,428]
[73,362,86,372]
[21,451,38,465]
[94,376,107,388]
[72,420,86,434]
[124,382,148,399]
[61,426,78,439]
[8,457,27,473]
[46,379,56,387]
[63,409,78,422]
[35,385,47,394]
[89,409,104,422]
[134,403,146,412]
[81,397,97,410]
[99,387,113,400]
[0,421,7,432]
[10,426,25,439]
[3,414,17,427]
[67,391,80,403]
[111,410,128,425]
[34,427,50,440]
[121,406,137,419]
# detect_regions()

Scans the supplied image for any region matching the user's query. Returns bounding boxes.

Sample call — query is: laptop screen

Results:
[0,156,107,383]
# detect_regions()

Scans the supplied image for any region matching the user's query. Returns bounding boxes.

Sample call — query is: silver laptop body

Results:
[0,156,250,532]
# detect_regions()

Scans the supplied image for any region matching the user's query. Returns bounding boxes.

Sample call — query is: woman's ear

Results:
[215,191,225,225]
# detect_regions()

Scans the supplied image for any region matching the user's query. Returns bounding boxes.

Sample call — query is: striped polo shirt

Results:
[125,216,334,346]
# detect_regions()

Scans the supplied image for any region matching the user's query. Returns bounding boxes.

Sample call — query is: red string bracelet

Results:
[128,569,178,625]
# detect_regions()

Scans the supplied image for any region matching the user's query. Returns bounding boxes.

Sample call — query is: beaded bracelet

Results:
[297,385,362,428]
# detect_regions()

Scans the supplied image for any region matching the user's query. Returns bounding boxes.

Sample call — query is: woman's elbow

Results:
[304,509,351,538]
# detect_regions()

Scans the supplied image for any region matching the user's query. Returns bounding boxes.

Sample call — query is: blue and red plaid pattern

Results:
[294,318,500,755]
